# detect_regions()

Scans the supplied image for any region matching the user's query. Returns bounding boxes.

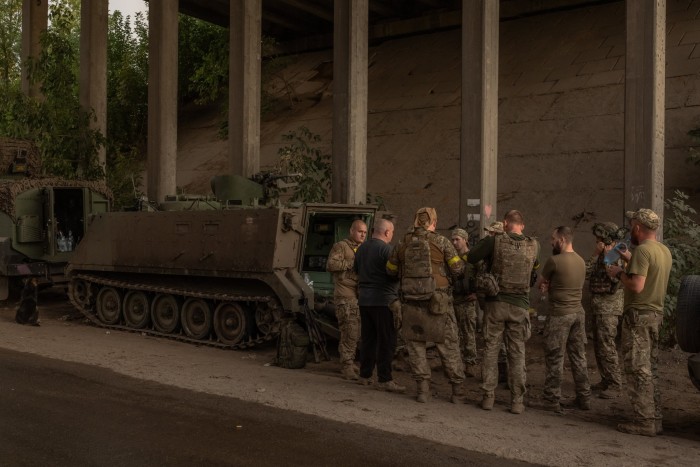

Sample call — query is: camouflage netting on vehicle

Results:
[0,138,41,174]
[0,177,113,221]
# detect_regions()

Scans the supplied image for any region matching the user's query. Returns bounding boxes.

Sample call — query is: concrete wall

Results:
[178,0,700,243]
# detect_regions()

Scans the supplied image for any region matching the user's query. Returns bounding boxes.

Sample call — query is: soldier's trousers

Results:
[335,300,360,366]
[621,309,662,424]
[543,312,591,402]
[454,300,477,365]
[593,314,623,389]
[404,304,464,384]
[481,301,530,402]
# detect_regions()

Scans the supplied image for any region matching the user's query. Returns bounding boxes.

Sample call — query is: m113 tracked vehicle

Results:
[67,174,382,350]
[0,139,111,299]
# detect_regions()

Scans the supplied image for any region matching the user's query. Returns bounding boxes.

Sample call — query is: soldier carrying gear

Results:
[585,221,625,399]
[387,207,466,404]
[451,228,479,377]
[467,210,539,415]
[327,219,367,380]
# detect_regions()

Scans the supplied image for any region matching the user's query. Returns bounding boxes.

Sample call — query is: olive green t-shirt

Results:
[541,252,586,316]
[624,239,672,314]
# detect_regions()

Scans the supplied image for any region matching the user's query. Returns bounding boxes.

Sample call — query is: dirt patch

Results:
[1,291,699,466]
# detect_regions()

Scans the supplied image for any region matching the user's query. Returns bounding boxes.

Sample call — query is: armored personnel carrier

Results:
[67,174,382,350]
[0,138,111,299]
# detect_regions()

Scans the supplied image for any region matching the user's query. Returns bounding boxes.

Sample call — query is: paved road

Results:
[0,348,533,467]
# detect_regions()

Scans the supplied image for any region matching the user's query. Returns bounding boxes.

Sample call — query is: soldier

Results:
[326,219,367,380]
[538,226,591,412]
[606,209,672,437]
[467,210,539,414]
[354,218,405,393]
[386,207,466,403]
[586,222,625,399]
[450,228,478,377]
[15,276,40,326]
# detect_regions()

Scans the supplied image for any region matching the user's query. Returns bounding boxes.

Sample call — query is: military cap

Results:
[484,221,504,234]
[625,208,660,230]
[451,228,469,241]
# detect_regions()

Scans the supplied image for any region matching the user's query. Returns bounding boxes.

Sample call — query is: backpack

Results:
[275,319,310,369]
[401,233,435,301]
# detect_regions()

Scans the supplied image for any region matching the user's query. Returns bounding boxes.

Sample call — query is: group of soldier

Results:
[326,206,671,437]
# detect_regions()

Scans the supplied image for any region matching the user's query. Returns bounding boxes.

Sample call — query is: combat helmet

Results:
[591,222,628,245]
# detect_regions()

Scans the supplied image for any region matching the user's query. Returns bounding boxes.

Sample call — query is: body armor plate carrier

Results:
[401,231,436,301]
[491,233,537,294]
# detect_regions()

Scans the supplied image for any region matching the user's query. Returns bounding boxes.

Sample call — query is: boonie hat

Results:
[484,221,504,234]
[625,208,660,230]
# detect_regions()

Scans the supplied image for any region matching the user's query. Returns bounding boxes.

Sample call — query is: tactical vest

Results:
[491,233,537,294]
[400,231,436,301]
[589,255,619,294]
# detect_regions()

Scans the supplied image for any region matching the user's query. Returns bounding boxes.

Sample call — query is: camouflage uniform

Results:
[387,218,465,402]
[327,238,361,373]
[621,311,662,425]
[542,313,591,403]
[617,209,671,433]
[467,231,539,409]
[402,299,465,384]
[586,253,624,392]
[453,257,477,367]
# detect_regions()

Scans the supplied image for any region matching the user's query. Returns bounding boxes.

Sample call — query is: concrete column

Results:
[229,0,261,178]
[20,0,48,98]
[79,0,108,170]
[147,0,178,203]
[332,0,368,205]
[460,0,499,235]
[624,0,666,237]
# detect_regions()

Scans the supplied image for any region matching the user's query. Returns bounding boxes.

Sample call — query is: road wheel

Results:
[96,287,122,325]
[676,275,700,353]
[181,298,212,340]
[151,294,181,334]
[214,302,247,345]
[71,279,93,308]
[123,291,151,329]
[255,301,281,336]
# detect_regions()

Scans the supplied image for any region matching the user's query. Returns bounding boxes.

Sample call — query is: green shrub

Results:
[662,190,700,347]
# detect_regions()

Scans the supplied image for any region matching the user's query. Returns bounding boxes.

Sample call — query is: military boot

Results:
[510,401,525,415]
[655,419,664,435]
[341,364,358,381]
[617,421,656,437]
[450,383,466,404]
[416,380,430,403]
[481,395,495,410]
[464,363,476,378]
[599,386,622,399]
[575,396,592,411]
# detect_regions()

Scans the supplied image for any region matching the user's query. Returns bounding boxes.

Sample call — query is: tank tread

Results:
[69,273,280,351]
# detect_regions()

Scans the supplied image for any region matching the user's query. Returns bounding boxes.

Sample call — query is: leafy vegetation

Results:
[0,0,300,209]
[1,1,104,179]
[269,127,331,203]
[662,191,700,347]
[661,127,700,347]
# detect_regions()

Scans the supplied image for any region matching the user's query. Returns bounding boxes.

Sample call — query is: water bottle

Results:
[604,235,630,265]
[57,232,66,252]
